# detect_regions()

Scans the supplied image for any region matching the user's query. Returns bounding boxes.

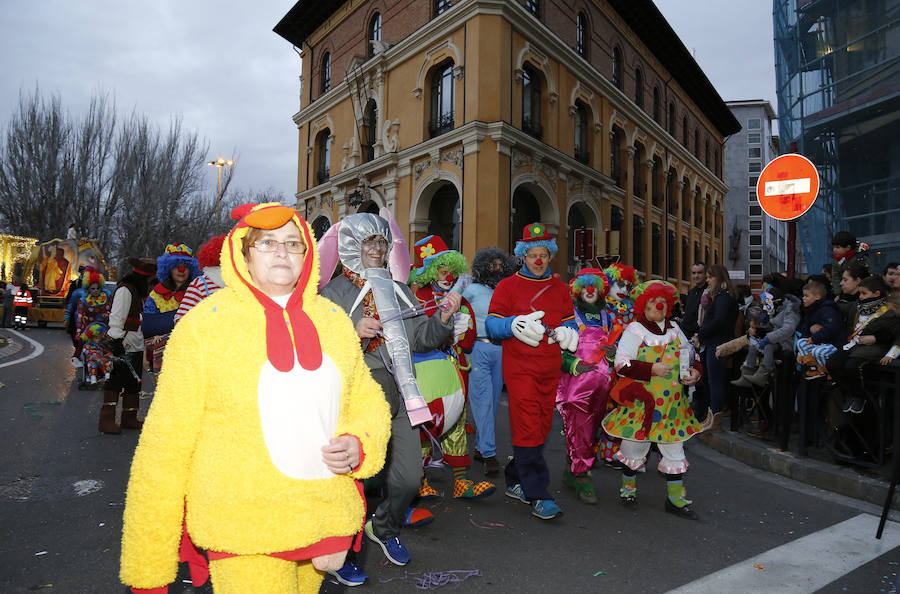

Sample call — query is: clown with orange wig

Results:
[602,281,703,520]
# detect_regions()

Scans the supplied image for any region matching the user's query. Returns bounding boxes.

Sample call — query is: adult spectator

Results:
[680,262,707,341]
[884,262,900,294]
[698,264,739,425]
[1,281,13,327]
[120,203,390,593]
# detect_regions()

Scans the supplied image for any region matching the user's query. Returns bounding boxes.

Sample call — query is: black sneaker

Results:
[849,398,866,414]
[665,498,699,520]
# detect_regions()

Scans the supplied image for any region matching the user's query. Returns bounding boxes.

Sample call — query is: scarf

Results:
[344,267,382,353]
[834,248,856,263]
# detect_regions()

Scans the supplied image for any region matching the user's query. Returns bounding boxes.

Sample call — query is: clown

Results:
[174,234,226,323]
[142,243,200,371]
[486,222,578,521]
[556,268,613,504]
[120,203,390,593]
[603,262,638,343]
[602,281,703,520]
[80,321,112,384]
[75,268,111,342]
[409,235,495,500]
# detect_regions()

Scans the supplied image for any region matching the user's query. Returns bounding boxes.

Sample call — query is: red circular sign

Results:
[755,153,820,221]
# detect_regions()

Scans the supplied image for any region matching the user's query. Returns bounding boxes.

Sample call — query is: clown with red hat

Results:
[485,223,577,520]
[601,280,704,520]
[409,235,496,500]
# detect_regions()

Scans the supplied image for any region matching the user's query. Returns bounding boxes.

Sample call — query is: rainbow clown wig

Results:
[631,280,679,318]
[156,243,200,284]
[410,235,468,286]
[81,267,105,288]
[603,262,638,286]
[569,267,610,300]
[514,222,558,259]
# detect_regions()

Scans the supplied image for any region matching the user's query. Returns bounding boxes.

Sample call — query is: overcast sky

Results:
[0,1,776,202]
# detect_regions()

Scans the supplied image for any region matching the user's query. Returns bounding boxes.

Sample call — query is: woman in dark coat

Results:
[698,264,739,422]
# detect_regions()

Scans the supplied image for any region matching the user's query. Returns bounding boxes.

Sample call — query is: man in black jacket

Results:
[681,262,707,341]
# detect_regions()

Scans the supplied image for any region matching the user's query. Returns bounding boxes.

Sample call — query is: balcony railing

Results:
[522,116,543,140]
[574,147,590,165]
[317,167,330,184]
[429,114,454,137]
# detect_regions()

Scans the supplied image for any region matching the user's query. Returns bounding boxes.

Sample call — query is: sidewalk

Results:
[0,328,24,360]
[700,426,899,508]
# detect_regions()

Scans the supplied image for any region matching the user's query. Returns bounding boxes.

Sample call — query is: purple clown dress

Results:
[556,310,613,475]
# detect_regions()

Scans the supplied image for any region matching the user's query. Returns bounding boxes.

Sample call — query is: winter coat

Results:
[798,298,845,347]
[698,290,739,347]
[764,294,802,352]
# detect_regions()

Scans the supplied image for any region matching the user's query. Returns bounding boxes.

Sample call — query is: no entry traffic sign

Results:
[755,153,819,221]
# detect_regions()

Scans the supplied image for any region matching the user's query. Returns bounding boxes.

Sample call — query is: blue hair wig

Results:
[514,238,558,259]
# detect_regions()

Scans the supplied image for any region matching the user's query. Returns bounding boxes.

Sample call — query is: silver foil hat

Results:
[337,213,393,274]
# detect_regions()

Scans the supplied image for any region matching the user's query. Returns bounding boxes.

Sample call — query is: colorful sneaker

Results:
[504,483,528,503]
[403,507,434,528]
[453,478,496,499]
[328,561,368,587]
[531,499,563,520]
[417,478,441,499]
[364,520,410,566]
[620,484,637,507]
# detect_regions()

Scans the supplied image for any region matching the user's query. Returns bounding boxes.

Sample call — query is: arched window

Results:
[668,102,675,136]
[429,61,454,137]
[704,139,710,168]
[525,0,540,18]
[682,116,688,146]
[634,68,644,108]
[522,64,542,139]
[576,12,588,57]
[362,99,377,162]
[632,215,644,271]
[652,87,660,123]
[311,215,331,241]
[681,237,689,280]
[315,129,331,184]
[427,184,461,251]
[320,52,331,95]
[368,13,382,58]
[612,46,622,90]
[694,129,700,158]
[573,101,589,164]
[714,148,721,178]
[610,127,624,187]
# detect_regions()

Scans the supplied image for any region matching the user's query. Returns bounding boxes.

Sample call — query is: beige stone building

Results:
[275,0,739,287]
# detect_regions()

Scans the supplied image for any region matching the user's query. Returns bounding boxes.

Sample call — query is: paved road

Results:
[1,327,899,593]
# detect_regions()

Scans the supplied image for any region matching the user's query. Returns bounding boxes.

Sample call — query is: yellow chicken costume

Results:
[119,203,391,593]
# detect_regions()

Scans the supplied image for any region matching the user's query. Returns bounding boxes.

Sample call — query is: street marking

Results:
[0,329,44,368]
[764,177,811,197]
[666,514,900,593]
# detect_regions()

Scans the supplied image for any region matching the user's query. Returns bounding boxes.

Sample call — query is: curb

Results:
[0,331,24,359]
[701,429,899,508]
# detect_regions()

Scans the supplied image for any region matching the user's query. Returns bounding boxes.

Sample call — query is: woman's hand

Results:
[439,292,461,323]
[322,435,361,475]
[651,362,673,377]
[355,316,382,339]
[682,368,701,385]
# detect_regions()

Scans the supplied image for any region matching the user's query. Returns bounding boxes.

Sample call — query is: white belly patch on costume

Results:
[257,353,342,480]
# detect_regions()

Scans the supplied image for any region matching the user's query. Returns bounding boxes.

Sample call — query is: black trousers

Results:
[825,350,869,400]
[505,444,552,501]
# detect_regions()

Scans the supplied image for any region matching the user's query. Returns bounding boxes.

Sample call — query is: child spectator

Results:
[830,231,869,297]
[13,283,33,329]
[732,286,802,387]
[795,276,845,378]
[827,280,899,414]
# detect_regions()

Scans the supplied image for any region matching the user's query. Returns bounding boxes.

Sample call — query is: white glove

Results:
[511,311,545,347]
[549,325,578,352]
[452,312,471,344]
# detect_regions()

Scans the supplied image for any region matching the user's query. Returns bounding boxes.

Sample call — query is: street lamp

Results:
[207,157,234,230]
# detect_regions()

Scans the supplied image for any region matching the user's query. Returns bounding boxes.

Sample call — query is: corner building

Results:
[275,0,739,287]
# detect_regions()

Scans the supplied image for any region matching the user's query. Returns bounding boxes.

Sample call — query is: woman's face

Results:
[840,270,860,295]
[360,235,389,269]
[644,296,668,322]
[171,265,190,285]
[524,247,551,277]
[245,221,306,297]
[706,273,718,292]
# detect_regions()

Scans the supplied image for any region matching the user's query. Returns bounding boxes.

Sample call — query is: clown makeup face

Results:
[361,235,389,269]
[436,266,455,291]
[644,296,668,323]
[581,284,599,305]
[523,246,551,277]
[609,281,632,302]
[171,264,190,285]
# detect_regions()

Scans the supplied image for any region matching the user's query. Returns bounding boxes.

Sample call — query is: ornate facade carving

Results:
[512,148,531,170]
[413,158,433,183]
[441,147,463,169]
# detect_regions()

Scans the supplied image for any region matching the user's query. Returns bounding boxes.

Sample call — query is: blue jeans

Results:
[468,341,503,458]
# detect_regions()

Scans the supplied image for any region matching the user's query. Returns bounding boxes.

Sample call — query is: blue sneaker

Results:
[531,499,562,520]
[504,483,528,503]
[364,520,410,566]
[328,561,368,586]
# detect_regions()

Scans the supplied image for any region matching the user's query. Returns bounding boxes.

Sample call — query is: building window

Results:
[749,176,758,187]
[681,237,689,280]
[704,140,710,167]
[693,129,700,158]
[749,147,761,159]
[610,127,623,187]
[362,99,377,162]
[521,65,542,139]
[429,62,454,137]
[652,87,660,123]
[750,249,763,260]
[694,241,700,265]
[652,155,663,206]
[573,101,589,164]
[612,46,622,90]
[748,133,760,144]
[715,149,721,178]
[749,162,761,173]
[749,204,762,217]
[368,12,382,57]
[749,234,762,246]
[634,68,643,108]
[748,118,761,129]
[682,116,688,146]
[632,144,644,199]
[749,190,757,201]
[749,219,762,231]
[316,129,331,184]
[750,264,763,275]
[668,102,675,136]
[576,12,588,57]
[633,216,644,270]
[525,0,539,17]
[435,0,451,15]
[321,52,331,94]
[667,230,676,278]
[652,223,661,276]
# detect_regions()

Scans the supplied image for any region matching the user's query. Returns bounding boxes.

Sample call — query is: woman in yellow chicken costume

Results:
[119,203,391,593]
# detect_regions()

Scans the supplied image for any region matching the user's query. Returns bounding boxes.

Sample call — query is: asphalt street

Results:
[1,326,899,593]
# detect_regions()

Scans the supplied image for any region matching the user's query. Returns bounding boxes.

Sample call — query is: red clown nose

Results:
[177,265,187,272]
[535,259,543,266]
[654,302,665,310]
[445,274,454,283]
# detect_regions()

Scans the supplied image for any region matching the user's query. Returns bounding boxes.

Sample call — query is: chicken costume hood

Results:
[120,203,390,592]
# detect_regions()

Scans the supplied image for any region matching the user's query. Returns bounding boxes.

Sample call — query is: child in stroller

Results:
[80,322,112,387]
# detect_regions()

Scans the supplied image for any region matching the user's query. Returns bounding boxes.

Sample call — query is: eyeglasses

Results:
[250,239,306,254]
[362,238,389,250]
